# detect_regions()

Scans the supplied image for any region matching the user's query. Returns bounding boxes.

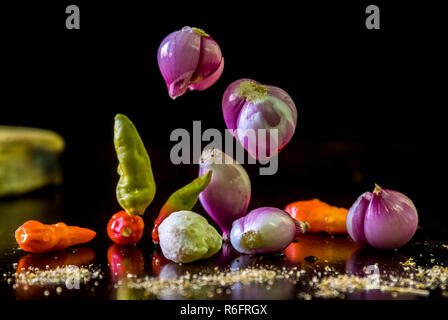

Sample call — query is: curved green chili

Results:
[151,170,212,242]
[114,114,156,216]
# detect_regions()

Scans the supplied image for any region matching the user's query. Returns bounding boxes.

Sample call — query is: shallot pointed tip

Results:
[373,183,382,195]
[191,27,210,37]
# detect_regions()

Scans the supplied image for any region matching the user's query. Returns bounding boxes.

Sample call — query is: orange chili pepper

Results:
[15,220,96,253]
[284,199,348,234]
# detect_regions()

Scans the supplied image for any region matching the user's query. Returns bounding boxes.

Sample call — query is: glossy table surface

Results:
[1,192,447,300]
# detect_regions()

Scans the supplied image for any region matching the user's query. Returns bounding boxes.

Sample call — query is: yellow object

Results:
[0,126,65,197]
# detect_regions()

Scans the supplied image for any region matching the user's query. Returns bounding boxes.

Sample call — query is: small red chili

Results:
[107,211,144,245]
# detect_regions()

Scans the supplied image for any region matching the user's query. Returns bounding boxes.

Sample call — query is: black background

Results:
[0,0,447,315]
[1,0,446,236]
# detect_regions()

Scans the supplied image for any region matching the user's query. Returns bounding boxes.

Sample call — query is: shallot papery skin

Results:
[222,79,297,160]
[230,207,309,255]
[157,26,224,99]
[198,148,251,241]
[346,185,419,250]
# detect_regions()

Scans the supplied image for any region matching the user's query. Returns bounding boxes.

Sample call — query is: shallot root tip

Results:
[237,81,268,102]
[241,230,261,250]
[294,220,309,237]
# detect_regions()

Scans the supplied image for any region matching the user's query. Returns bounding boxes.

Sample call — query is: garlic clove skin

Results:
[157,26,224,99]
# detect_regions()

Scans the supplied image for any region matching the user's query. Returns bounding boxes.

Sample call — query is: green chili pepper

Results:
[151,170,212,243]
[114,114,156,216]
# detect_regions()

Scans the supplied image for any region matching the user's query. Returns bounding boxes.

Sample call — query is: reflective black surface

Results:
[1,190,447,300]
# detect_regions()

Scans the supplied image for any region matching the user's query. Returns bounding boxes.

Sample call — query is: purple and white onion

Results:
[157,26,224,99]
[199,148,251,241]
[346,184,419,250]
[222,79,297,160]
[230,207,309,255]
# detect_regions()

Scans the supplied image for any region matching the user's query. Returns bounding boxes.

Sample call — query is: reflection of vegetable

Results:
[107,211,145,245]
[114,114,156,216]
[199,148,251,240]
[152,171,212,243]
[15,221,96,253]
[0,126,64,197]
[17,247,96,272]
[284,234,361,265]
[157,26,224,99]
[285,199,348,234]
[152,248,172,277]
[346,184,418,250]
[222,79,297,160]
[345,247,407,276]
[14,248,97,299]
[107,244,144,282]
[230,207,309,255]
[158,210,222,263]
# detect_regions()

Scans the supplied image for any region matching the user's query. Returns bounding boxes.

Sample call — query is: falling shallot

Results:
[157,26,224,99]
[222,79,297,160]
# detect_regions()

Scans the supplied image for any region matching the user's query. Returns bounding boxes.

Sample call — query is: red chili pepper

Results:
[15,221,96,254]
[152,171,212,243]
[107,211,144,245]
[151,203,176,244]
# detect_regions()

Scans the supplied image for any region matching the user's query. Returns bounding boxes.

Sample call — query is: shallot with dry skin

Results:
[199,148,251,241]
[346,184,418,250]
[230,207,309,255]
[222,79,297,160]
[157,26,224,99]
